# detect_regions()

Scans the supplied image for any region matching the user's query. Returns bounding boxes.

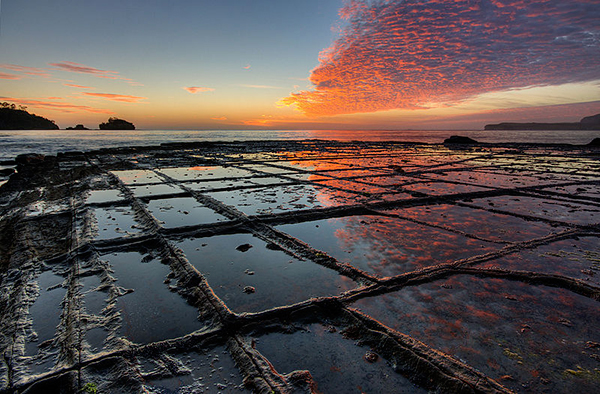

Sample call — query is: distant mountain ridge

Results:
[485,113,600,130]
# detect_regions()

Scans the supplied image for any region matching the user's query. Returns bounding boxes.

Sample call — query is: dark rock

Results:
[444,135,478,144]
[266,242,282,251]
[66,124,89,130]
[15,153,46,165]
[0,168,15,177]
[236,243,253,252]
[99,117,135,130]
[243,286,255,294]
[364,351,379,363]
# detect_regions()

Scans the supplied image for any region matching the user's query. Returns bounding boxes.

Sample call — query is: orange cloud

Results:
[211,116,228,121]
[83,92,147,103]
[284,0,600,117]
[1,97,114,114]
[64,83,94,89]
[183,86,215,94]
[243,64,251,69]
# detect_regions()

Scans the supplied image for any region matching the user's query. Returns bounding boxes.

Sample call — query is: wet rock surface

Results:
[0,139,599,393]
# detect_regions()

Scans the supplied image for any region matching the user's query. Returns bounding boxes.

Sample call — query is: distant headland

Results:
[485,113,600,130]
[0,102,58,130]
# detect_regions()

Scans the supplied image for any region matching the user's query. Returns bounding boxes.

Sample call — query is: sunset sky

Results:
[1,0,599,130]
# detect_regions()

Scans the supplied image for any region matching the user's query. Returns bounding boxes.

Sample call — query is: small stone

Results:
[585,341,600,349]
[324,325,337,333]
[558,318,573,327]
[364,351,378,363]
[244,269,255,275]
[440,283,452,289]
[243,286,255,294]
[236,244,253,252]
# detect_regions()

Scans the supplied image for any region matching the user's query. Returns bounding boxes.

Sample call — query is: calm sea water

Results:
[1,129,599,162]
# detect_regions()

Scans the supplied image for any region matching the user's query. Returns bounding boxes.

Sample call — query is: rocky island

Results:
[99,117,135,130]
[65,124,89,130]
[485,113,600,130]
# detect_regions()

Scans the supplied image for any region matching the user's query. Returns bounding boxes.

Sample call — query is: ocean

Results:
[1,129,599,162]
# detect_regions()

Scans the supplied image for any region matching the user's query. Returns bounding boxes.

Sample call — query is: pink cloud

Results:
[83,92,147,103]
[240,84,281,89]
[0,64,51,78]
[243,64,251,69]
[50,61,119,78]
[0,72,20,80]
[1,97,114,114]
[49,61,141,85]
[183,86,215,94]
[64,83,94,89]
[283,0,600,117]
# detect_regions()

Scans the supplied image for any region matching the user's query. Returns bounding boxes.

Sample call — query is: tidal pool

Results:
[468,195,600,225]
[145,197,228,228]
[111,169,164,185]
[482,236,600,287]
[255,323,427,394]
[92,206,141,240]
[159,166,254,181]
[352,276,600,393]
[104,252,204,344]
[85,189,124,205]
[277,215,498,278]
[26,270,66,356]
[140,345,249,393]
[174,233,355,313]
[391,204,563,243]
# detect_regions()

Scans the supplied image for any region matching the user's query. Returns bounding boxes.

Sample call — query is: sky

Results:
[1,0,599,130]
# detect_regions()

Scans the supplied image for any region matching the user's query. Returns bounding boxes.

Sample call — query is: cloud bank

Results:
[283,0,600,116]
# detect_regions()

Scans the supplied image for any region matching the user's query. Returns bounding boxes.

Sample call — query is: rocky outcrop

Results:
[444,135,478,144]
[99,117,135,130]
[66,124,89,130]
